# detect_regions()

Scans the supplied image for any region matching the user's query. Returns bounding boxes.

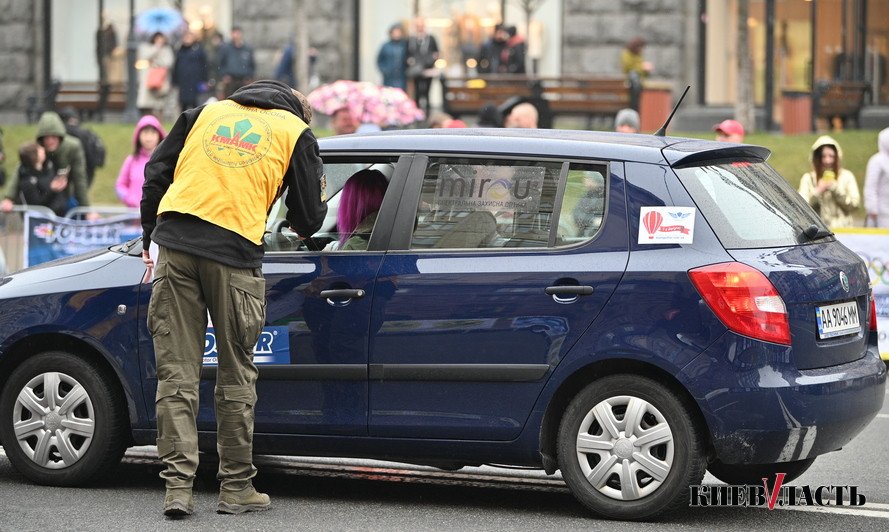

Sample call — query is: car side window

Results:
[264,159,398,253]
[409,158,609,251]
[410,157,562,250]
[556,165,608,245]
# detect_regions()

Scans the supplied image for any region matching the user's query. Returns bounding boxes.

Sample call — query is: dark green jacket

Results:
[36,112,89,208]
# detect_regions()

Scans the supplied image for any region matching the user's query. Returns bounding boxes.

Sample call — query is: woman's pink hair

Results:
[338,169,388,246]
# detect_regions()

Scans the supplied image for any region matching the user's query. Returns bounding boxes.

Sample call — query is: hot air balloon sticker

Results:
[643,209,663,239]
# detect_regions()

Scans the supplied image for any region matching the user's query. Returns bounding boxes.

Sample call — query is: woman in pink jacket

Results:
[116,114,166,208]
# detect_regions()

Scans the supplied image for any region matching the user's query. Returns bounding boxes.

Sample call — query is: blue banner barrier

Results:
[24,211,142,268]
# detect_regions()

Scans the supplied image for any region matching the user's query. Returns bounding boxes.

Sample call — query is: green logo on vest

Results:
[213,119,262,153]
[203,113,272,168]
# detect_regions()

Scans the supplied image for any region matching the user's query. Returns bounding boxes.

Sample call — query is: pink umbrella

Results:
[307,80,424,126]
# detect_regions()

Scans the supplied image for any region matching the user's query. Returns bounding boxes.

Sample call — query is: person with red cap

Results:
[713,119,745,143]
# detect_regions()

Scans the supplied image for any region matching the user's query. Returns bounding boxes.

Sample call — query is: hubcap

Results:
[12,372,95,469]
[574,395,674,501]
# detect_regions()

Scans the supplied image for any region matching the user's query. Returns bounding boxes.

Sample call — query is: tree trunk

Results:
[735,0,755,133]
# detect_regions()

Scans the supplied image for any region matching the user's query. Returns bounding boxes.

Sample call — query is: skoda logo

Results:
[839,271,850,293]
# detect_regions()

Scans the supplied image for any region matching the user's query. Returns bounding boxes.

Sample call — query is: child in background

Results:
[1,142,69,216]
[116,115,166,208]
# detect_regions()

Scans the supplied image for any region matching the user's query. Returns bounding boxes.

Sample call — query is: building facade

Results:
[1,0,885,129]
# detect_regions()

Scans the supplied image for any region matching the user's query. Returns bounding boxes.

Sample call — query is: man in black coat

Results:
[172,31,209,111]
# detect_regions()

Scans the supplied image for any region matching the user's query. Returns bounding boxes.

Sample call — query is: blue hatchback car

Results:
[0,129,884,520]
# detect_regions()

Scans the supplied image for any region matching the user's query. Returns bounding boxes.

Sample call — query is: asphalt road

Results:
[0,390,887,531]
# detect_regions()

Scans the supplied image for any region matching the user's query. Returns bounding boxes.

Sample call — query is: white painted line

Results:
[777,504,889,519]
[877,414,889,419]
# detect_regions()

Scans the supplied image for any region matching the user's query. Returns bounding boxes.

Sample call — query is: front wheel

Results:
[707,458,816,485]
[0,351,128,486]
[557,374,706,520]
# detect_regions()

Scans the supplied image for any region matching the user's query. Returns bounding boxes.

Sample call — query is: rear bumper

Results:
[681,333,886,464]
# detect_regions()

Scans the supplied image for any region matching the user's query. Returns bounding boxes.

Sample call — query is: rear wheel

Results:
[707,457,816,485]
[0,351,128,485]
[557,375,706,520]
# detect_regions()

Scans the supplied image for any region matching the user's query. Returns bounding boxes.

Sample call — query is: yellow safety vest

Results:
[158,99,307,244]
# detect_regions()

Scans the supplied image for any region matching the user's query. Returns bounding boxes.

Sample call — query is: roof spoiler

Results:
[669,145,772,168]
[654,85,690,137]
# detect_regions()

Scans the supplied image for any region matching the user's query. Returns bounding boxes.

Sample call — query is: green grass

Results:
[1,122,879,212]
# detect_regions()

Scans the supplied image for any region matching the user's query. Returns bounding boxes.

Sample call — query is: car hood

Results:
[0,248,141,299]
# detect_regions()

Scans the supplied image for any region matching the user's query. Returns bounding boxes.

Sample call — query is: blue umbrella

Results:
[135,7,185,36]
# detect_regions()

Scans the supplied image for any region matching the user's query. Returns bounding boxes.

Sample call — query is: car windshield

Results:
[674,161,827,249]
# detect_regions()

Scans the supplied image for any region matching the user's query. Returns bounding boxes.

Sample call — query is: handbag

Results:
[146,66,168,90]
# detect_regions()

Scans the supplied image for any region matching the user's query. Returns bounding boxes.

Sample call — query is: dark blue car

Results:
[0,129,884,520]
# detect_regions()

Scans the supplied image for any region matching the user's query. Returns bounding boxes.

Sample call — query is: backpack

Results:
[82,128,107,169]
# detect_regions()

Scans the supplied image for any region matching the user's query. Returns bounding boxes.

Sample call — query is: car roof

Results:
[317,128,771,167]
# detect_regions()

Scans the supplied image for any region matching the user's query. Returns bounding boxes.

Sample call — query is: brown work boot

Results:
[217,486,271,514]
[163,488,194,517]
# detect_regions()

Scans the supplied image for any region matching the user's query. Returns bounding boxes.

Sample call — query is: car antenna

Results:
[653,85,691,137]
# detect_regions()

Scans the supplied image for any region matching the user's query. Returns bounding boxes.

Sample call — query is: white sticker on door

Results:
[638,207,695,244]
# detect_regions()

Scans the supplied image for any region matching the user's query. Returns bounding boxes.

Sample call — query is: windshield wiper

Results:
[799,224,834,243]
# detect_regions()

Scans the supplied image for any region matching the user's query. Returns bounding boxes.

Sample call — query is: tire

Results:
[557,375,706,520]
[0,351,128,486]
[707,457,816,485]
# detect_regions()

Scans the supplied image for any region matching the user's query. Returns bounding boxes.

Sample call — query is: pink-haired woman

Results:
[335,169,388,250]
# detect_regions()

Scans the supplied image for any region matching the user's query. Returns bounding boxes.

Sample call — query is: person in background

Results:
[116,115,166,208]
[377,23,407,90]
[0,126,6,190]
[498,25,526,74]
[334,169,388,251]
[476,104,503,127]
[427,111,453,128]
[713,119,745,143]
[137,32,175,117]
[330,107,359,135]
[58,107,106,188]
[217,27,256,98]
[477,23,506,74]
[172,31,209,112]
[406,17,439,116]
[614,108,640,133]
[621,37,651,111]
[864,127,889,227]
[503,102,538,129]
[34,111,96,219]
[141,80,326,517]
[1,142,68,217]
[798,135,859,228]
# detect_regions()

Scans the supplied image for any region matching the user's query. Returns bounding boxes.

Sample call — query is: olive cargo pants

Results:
[148,246,266,492]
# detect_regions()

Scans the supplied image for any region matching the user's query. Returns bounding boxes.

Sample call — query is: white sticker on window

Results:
[638,207,696,244]
[432,165,544,214]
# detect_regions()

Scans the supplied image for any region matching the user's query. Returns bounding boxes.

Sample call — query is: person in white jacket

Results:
[864,127,889,227]
[798,135,860,228]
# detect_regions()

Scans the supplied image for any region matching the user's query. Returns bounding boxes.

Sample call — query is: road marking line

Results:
[877,414,889,419]
[777,504,889,519]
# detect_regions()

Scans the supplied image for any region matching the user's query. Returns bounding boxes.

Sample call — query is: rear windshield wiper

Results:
[798,224,834,243]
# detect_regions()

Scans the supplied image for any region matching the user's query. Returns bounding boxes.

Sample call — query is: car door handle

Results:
[545,286,594,296]
[320,289,366,299]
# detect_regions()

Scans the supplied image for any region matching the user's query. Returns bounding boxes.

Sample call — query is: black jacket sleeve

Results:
[140,107,202,249]
[282,128,327,236]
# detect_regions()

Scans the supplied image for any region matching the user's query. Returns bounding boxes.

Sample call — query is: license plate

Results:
[816,300,860,339]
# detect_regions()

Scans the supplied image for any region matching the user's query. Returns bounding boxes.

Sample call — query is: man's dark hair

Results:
[18,142,40,168]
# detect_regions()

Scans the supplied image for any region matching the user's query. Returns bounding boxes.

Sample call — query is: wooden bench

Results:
[53,82,127,121]
[440,75,632,126]
[813,81,869,129]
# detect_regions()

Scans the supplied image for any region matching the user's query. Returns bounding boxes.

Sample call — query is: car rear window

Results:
[674,161,826,249]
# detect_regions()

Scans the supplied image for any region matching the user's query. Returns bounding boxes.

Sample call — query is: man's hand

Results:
[49,175,68,192]
[85,211,101,222]
[0,198,13,212]
[141,249,154,283]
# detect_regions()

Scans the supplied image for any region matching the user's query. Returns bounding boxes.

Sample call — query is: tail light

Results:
[689,262,791,345]
[870,289,878,333]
